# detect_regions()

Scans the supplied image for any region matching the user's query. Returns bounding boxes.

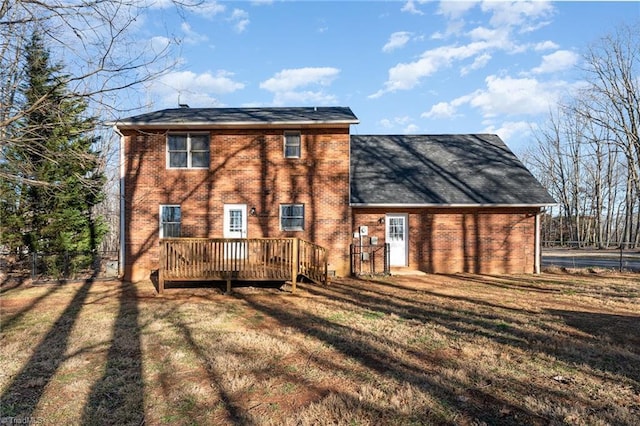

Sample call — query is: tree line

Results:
[526,22,639,249]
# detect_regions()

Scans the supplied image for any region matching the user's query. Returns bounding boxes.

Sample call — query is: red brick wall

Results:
[122,127,352,282]
[352,207,540,274]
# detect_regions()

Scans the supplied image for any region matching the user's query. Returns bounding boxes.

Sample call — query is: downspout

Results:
[534,209,542,274]
[113,125,126,279]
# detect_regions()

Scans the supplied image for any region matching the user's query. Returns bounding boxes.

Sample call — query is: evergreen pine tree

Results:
[0,31,106,273]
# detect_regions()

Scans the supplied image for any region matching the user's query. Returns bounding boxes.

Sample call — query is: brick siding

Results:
[352,207,539,274]
[122,127,352,282]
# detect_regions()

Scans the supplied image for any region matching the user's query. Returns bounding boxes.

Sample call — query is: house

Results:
[114,107,554,284]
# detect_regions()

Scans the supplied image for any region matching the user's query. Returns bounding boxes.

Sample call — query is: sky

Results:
[135,0,640,155]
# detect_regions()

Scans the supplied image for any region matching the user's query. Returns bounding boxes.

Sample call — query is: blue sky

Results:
[136,1,639,154]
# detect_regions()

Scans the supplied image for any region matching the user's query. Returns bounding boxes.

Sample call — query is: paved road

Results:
[542,249,640,272]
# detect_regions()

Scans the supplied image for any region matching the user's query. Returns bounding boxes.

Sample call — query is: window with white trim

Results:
[160,205,181,238]
[280,204,304,231]
[283,131,301,158]
[167,133,209,168]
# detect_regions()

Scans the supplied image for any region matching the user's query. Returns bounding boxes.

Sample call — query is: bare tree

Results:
[574,21,640,247]
[528,22,639,248]
[0,0,200,185]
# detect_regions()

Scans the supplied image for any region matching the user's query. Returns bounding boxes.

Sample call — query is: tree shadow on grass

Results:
[238,289,550,425]
[231,277,640,424]
[1,282,66,331]
[0,278,94,419]
[161,311,253,425]
[546,309,640,382]
[335,278,640,387]
[82,281,144,425]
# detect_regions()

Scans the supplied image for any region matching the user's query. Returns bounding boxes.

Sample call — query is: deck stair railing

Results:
[158,237,327,293]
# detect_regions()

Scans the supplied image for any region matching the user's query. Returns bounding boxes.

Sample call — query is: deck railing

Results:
[158,237,327,293]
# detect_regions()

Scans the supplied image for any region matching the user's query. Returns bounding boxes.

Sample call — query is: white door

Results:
[386,214,408,266]
[223,204,247,259]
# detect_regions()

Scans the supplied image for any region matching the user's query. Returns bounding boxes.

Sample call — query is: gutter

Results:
[349,203,557,208]
[113,125,126,279]
[535,208,542,274]
[111,120,359,130]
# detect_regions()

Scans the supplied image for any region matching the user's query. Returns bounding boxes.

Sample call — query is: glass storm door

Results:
[223,204,247,259]
[386,214,408,266]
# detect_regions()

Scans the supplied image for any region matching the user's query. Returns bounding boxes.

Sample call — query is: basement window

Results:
[160,205,181,238]
[280,204,304,231]
[167,133,210,168]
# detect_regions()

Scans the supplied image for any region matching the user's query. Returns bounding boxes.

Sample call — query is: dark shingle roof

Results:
[116,107,358,127]
[350,134,555,206]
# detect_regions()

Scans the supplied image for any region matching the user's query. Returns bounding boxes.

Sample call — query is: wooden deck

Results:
[158,237,328,293]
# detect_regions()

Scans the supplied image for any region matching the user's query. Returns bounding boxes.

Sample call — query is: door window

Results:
[229,209,243,233]
[388,217,404,241]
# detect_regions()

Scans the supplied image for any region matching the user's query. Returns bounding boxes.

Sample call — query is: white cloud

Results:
[461,53,492,75]
[483,120,533,142]
[193,1,226,18]
[143,1,225,19]
[401,0,427,15]
[422,102,458,119]
[377,116,416,132]
[152,0,225,18]
[151,70,244,107]
[144,0,175,9]
[260,67,340,106]
[181,22,208,44]
[481,1,554,32]
[229,9,249,33]
[532,50,579,74]
[404,123,420,133]
[431,1,471,40]
[466,26,511,47]
[437,1,476,19]
[432,16,466,39]
[370,42,492,97]
[379,118,393,129]
[534,40,559,51]
[317,18,329,33]
[373,0,560,99]
[149,36,171,54]
[464,75,567,117]
[422,74,580,135]
[383,32,412,53]
[261,67,339,92]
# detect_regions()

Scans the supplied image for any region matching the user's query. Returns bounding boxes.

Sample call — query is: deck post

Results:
[158,241,165,294]
[291,238,299,293]
[226,278,231,294]
[323,248,328,285]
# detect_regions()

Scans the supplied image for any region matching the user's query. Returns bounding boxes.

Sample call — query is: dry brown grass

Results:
[1,271,639,425]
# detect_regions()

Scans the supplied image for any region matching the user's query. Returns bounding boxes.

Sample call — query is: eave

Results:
[110,119,359,131]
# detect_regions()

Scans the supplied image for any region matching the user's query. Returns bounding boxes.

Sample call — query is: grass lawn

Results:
[1,271,639,425]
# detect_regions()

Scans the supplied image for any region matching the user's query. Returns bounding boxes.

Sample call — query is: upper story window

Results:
[160,205,181,238]
[284,131,301,158]
[167,133,210,168]
[280,203,304,231]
